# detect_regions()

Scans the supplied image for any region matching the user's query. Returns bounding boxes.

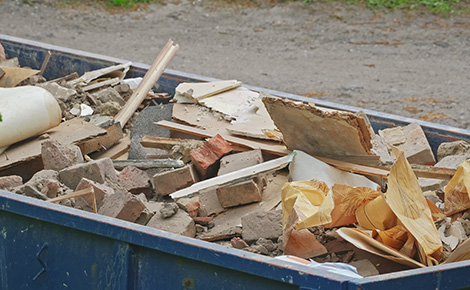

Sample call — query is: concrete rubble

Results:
[2,55,470,279]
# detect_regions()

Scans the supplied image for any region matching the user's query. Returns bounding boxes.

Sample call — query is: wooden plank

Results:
[89,135,131,160]
[49,187,97,213]
[77,122,123,155]
[114,39,178,127]
[157,120,291,156]
[0,118,106,172]
[39,50,51,76]
[169,153,294,199]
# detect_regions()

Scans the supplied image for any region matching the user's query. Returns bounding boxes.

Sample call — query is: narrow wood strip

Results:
[49,187,96,213]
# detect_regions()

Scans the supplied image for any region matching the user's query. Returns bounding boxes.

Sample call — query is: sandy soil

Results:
[1,0,469,130]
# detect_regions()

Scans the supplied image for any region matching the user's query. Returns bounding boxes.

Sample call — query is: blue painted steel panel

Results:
[1,34,470,289]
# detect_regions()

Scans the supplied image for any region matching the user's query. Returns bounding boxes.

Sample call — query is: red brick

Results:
[193,216,214,225]
[216,180,261,208]
[152,164,199,196]
[118,166,152,199]
[190,134,232,179]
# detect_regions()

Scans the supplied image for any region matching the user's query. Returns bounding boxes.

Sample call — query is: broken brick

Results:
[216,180,262,208]
[193,216,214,225]
[152,164,199,196]
[176,196,201,217]
[118,166,152,199]
[98,191,146,222]
[75,178,115,210]
[41,139,84,171]
[0,175,23,191]
[197,188,225,217]
[190,134,232,179]
[59,157,118,189]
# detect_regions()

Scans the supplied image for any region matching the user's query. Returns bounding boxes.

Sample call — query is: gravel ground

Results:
[1,0,469,130]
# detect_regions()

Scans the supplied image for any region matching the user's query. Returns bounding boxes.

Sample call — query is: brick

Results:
[216,180,262,208]
[118,166,152,199]
[98,191,146,222]
[241,210,282,243]
[152,164,199,196]
[13,170,69,200]
[198,188,225,217]
[59,157,118,189]
[218,149,263,176]
[379,123,435,165]
[0,175,23,191]
[146,202,196,237]
[41,139,84,171]
[283,228,328,259]
[75,178,115,210]
[193,216,213,225]
[176,196,201,217]
[135,207,155,225]
[190,134,232,179]
[40,179,61,198]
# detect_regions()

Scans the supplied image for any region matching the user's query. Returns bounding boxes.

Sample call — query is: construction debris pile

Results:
[1,41,470,277]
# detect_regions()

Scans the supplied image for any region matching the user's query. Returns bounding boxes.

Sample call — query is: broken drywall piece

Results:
[174,80,242,104]
[198,86,260,121]
[262,96,377,163]
[170,152,294,199]
[67,62,131,87]
[379,123,436,165]
[289,150,379,190]
[0,66,40,87]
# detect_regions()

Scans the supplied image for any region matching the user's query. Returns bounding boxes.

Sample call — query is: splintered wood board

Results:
[263,96,378,163]
[0,118,106,172]
[174,80,242,103]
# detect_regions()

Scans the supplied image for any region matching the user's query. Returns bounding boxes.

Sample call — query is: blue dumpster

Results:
[1,34,470,289]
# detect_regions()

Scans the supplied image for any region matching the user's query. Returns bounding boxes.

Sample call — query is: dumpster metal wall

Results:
[0,190,351,290]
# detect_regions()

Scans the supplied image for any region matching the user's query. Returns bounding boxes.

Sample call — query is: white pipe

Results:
[0,86,62,149]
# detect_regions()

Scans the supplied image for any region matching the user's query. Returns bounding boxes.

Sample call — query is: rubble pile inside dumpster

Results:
[1,41,470,277]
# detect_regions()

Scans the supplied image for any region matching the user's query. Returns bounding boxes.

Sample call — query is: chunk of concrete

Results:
[98,191,146,222]
[216,180,262,208]
[241,209,282,243]
[38,82,77,102]
[152,164,199,196]
[13,170,69,200]
[159,202,179,219]
[75,178,115,210]
[217,149,263,176]
[118,166,152,199]
[41,139,84,171]
[379,123,435,165]
[59,158,118,189]
[146,202,196,237]
[437,140,470,161]
[176,196,201,217]
[190,134,233,179]
[418,155,469,191]
[0,175,22,191]
[91,87,126,106]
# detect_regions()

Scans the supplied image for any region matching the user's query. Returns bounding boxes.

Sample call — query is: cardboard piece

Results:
[263,96,378,163]
[0,118,106,173]
[0,67,40,87]
[444,160,470,216]
[384,150,442,266]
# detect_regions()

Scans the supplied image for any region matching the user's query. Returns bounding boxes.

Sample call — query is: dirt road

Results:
[1,0,469,130]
